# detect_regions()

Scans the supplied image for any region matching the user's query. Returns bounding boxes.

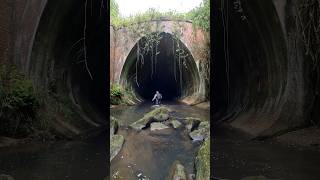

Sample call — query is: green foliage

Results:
[186,0,210,32]
[110,0,209,32]
[111,7,187,29]
[110,0,119,19]
[0,64,39,137]
[110,84,123,105]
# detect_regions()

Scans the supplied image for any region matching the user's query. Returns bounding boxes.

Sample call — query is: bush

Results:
[0,64,39,137]
[110,84,123,105]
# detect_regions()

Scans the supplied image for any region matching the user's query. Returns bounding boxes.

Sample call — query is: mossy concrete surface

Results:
[195,138,210,180]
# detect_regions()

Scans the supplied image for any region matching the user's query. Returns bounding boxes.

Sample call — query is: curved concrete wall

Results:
[110,20,209,102]
[213,0,317,138]
[0,0,108,138]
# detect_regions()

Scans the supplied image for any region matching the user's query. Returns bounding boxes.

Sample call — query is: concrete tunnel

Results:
[29,0,108,128]
[24,0,319,138]
[120,32,201,101]
[212,0,320,137]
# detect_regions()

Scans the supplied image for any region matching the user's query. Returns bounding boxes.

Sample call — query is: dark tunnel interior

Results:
[121,32,200,101]
[29,0,107,124]
[213,0,287,122]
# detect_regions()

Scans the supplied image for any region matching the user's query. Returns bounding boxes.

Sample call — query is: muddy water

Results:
[110,102,210,180]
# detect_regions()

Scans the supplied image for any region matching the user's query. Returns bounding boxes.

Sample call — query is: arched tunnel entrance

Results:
[29,0,107,131]
[120,32,200,102]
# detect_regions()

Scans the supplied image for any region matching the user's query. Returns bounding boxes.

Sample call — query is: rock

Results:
[154,113,170,122]
[195,138,210,180]
[189,121,210,141]
[150,122,169,131]
[170,120,182,129]
[241,175,281,180]
[167,160,187,180]
[198,121,209,129]
[130,107,170,131]
[0,174,14,180]
[184,117,201,132]
[110,116,119,136]
[110,134,124,161]
[189,128,210,141]
[188,174,195,180]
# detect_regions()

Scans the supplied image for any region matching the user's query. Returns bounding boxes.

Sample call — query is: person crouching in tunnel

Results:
[152,91,162,105]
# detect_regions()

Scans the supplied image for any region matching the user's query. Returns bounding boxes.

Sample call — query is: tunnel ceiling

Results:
[120,32,200,101]
[29,0,107,127]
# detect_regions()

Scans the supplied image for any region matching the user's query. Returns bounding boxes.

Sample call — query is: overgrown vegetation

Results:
[110,0,210,32]
[0,64,40,138]
[110,84,136,105]
[0,64,79,140]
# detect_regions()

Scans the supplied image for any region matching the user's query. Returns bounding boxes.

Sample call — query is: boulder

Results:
[110,116,119,136]
[167,160,187,180]
[170,120,182,129]
[189,128,210,141]
[130,107,170,131]
[110,134,124,161]
[198,121,209,129]
[184,117,201,132]
[195,138,210,180]
[189,121,210,141]
[0,175,14,180]
[150,122,169,131]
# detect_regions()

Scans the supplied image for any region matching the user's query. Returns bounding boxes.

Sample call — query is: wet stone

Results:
[150,122,169,131]
[130,107,171,131]
[170,120,182,129]
[184,117,202,132]
[110,134,124,161]
[189,128,209,141]
[110,116,119,136]
[167,161,187,180]
[189,121,210,141]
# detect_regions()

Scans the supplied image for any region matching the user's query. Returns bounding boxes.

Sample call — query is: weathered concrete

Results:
[213,0,320,138]
[0,0,108,138]
[110,20,209,103]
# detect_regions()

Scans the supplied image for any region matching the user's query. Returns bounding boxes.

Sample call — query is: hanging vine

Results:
[296,0,320,68]
[171,26,190,91]
[135,32,162,86]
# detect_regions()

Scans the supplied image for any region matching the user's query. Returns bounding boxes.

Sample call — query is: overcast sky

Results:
[116,0,203,17]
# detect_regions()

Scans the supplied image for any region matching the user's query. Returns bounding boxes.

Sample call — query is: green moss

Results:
[110,84,138,105]
[195,138,210,180]
[130,107,170,130]
[0,64,40,137]
[110,116,119,135]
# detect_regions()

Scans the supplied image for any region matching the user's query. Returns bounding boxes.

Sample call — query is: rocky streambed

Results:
[110,102,210,180]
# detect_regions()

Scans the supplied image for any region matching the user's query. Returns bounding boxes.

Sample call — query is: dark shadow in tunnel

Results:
[29,0,107,125]
[120,32,200,101]
[213,0,287,122]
